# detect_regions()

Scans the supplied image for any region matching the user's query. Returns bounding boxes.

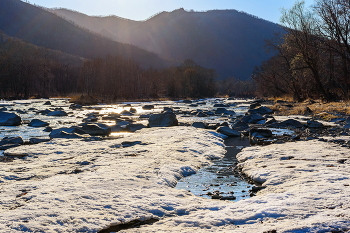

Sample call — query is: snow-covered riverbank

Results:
[1,126,350,232]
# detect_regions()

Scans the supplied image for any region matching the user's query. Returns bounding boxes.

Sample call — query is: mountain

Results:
[52,8,285,80]
[0,0,173,69]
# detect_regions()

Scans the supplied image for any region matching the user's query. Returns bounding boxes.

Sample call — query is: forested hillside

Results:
[52,8,285,80]
[0,0,172,69]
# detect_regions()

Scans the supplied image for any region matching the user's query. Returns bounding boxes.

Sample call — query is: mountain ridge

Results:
[52,7,285,80]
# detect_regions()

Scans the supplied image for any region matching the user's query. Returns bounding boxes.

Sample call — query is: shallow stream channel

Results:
[176,136,253,202]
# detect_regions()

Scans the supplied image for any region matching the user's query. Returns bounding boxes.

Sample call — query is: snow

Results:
[1,126,350,232]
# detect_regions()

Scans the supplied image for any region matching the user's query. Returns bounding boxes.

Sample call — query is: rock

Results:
[79,123,111,136]
[125,124,146,132]
[47,110,68,116]
[248,106,273,115]
[69,104,83,109]
[163,107,173,112]
[43,101,51,105]
[38,109,51,115]
[189,104,198,107]
[241,114,265,124]
[217,126,241,137]
[196,112,207,117]
[0,112,21,126]
[28,119,49,127]
[139,114,151,119]
[29,138,51,144]
[249,128,273,139]
[269,119,304,128]
[249,102,261,109]
[49,127,86,138]
[83,115,98,122]
[182,100,192,104]
[0,136,24,150]
[43,126,53,132]
[214,103,228,107]
[117,121,131,127]
[191,122,207,129]
[120,110,133,116]
[0,107,7,111]
[129,108,137,113]
[110,125,123,133]
[307,120,324,128]
[215,108,227,114]
[49,131,86,139]
[232,121,250,131]
[142,105,155,110]
[148,112,178,127]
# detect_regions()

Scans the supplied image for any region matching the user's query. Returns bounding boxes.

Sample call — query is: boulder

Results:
[29,138,51,144]
[217,126,241,137]
[191,122,207,129]
[125,124,146,132]
[142,105,155,110]
[248,106,273,115]
[196,112,208,117]
[241,114,265,124]
[269,119,304,128]
[0,112,21,126]
[79,123,111,136]
[249,102,261,109]
[0,136,24,150]
[120,110,133,116]
[232,121,250,131]
[28,119,49,127]
[43,101,51,105]
[47,110,68,116]
[249,128,273,139]
[214,108,227,114]
[129,108,137,113]
[307,120,324,128]
[49,127,86,138]
[148,112,178,127]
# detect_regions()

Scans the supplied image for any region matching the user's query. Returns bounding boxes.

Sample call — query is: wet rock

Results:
[28,119,49,127]
[49,127,86,138]
[50,131,86,139]
[192,122,207,129]
[0,107,7,111]
[29,138,51,144]
[43,101,51,105]
[241,114,265,124]
[142,105,155,110]
[182,100,192,104]
[249,128,273,138]
[268,119,304,128]
[139,114,151,119]
[248,106,273,115]
[43,126,53,132]
[0,136,24,150]
[232,121,250,131]
[307,120,324,128]
[120,110,133,116]
[0,112,21,126]
[217,126,241,137]
[148,112,178,127]
[214,108,227,114]
[47,110,68,116]
[249,102,261,109]
[214,103,229,107]
[125,124,146,132]
[196,112,207,117]
[79,123,111,136]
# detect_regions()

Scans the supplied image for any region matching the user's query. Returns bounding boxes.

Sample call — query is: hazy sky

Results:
[28,0,314,23]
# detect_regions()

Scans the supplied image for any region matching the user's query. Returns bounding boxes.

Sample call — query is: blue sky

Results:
[28,0,314,23]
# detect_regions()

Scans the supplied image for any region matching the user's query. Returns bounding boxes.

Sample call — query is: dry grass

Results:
[272,100,350,120]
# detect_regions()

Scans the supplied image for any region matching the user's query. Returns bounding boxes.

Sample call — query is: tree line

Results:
[253,0,350,101]
[0,36,217,100]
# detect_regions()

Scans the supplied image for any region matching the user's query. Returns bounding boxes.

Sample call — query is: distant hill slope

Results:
[0,30,85,66]
[52,8,285,80]
[0,0,173,69]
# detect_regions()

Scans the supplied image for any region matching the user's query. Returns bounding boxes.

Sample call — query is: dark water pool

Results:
[176,136,252,201]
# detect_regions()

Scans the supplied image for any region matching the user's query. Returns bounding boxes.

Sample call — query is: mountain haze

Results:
[52,8,285,80]
[0,0,173,69]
